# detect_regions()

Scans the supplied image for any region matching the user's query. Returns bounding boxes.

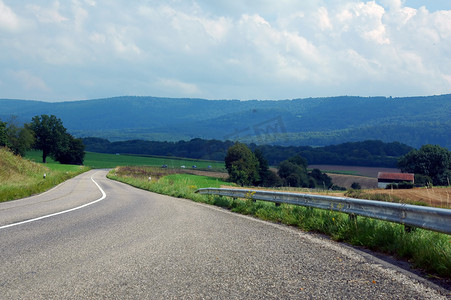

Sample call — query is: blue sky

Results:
[0,0,450,101]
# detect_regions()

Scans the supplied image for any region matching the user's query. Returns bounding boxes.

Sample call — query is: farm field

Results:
[26,150,226,171]
[309,164,398,190]
[308,164,400,177]
[366,187,451,209]
[24,151,451,208]
[84,152,226,170]
[327,173,377,189]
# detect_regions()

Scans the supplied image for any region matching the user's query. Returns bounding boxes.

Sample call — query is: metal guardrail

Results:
[195,188,451,235]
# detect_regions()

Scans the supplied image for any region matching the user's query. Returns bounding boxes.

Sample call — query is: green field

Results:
[26,150,226,171]
[160,174,227,189]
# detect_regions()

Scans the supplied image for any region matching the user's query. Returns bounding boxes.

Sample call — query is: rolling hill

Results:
[0,94,450,148]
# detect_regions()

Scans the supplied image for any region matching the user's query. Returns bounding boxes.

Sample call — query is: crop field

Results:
[84,152,226,170]
[365,187,451,209]
[308,164,399,189]
[26,150,226,171]
[308,164,400,177]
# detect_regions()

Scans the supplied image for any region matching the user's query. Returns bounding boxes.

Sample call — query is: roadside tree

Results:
[0,118,34,156]
[28,114,85,164]
[53,134,85,165]
[309,168,333,189]
[398,144,451,186]
[253,148,282,187]
[278,160,309,187]
[225,142,260,186]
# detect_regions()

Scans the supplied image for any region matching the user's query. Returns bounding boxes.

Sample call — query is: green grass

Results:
[26,150,226,170]
[163,174,227,189]
[86,152,225,170]
[1,148,89,202]
[107,166,231,200]
[108,165,451,279]
[16,150,225,201]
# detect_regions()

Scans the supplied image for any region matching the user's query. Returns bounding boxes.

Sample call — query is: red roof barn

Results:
[377,172,414,188]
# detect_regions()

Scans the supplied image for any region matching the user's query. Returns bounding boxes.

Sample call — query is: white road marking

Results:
[0,172,107,230]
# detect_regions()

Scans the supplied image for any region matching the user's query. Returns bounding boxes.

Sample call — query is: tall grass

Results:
[108,166,230,201]
[109,166,451,279]
[0,147,89,202]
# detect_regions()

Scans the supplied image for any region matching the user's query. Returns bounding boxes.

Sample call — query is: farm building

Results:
[377,172,414,188]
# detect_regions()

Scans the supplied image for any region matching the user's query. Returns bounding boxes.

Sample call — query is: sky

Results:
[0,0,450,102]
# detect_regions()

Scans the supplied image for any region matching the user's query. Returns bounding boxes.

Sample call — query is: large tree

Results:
[225,142,260,186]
[398,144,451,186]
[28,115,84,165]
[53,134,85,165]
[0,118,34,156]
[278,160,309,187]
[253,148,282,187]
[5,117,35,156]
[29,115,68,163]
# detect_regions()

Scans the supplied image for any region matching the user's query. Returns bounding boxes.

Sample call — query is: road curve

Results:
[0,170,448,299]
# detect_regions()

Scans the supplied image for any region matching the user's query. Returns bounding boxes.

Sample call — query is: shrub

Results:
[351,182,361,189]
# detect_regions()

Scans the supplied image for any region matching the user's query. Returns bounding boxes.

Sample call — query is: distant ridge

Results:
[0,94,450,149]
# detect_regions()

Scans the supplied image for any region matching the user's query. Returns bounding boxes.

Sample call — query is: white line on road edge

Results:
[0,172,107,230]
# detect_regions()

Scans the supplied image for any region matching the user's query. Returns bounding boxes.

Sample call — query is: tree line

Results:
[398,144,451,186]
[0,115,85,165]
[225,142,451,188]
[82,137,413,168]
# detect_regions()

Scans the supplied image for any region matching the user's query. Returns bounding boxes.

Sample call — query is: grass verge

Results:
[108,165,451,279]
[1,147,89,202]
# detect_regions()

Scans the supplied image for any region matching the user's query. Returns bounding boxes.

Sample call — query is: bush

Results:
[351,182,361,189]
[331,185,346,191]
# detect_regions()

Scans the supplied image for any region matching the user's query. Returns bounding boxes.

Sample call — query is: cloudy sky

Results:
[1,0,450,101]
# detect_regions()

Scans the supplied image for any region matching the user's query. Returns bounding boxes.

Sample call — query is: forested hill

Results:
[1,94,450,148]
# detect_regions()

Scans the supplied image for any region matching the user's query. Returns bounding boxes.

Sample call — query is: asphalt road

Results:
[0,170,449,299]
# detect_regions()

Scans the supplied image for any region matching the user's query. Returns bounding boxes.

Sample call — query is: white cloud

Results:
[317,7,333,31]
[26,2,68,24]
[0,0,19,31]
[10,70,50,92]
[0,0,450,101]
[156,78,200,95]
